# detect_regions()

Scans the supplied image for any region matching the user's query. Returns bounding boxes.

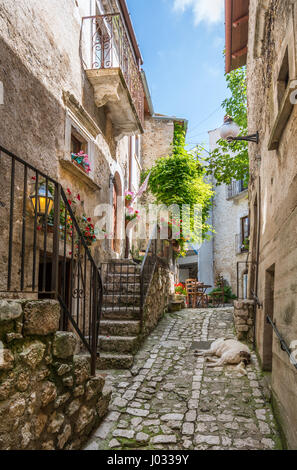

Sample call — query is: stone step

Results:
[105,273,141,284]
[106,264,141,275]
[103,294,140,307]
[101,307,141,321]
[100,320,141,336]
[96,352,134,370]
[99,335,139,354]
[104,283,140,294]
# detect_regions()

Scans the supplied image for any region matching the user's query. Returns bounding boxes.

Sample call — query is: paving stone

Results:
[126,408,150,417]
[136,432,149,443]
[182,422,194,435]
[151,435,177,444]
[161,413,184,422]
[113,429,135,439]
[109,439,120,448]
[84,308,280,451]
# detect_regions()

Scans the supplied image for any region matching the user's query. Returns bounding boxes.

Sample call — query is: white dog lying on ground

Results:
[195,338,251,375]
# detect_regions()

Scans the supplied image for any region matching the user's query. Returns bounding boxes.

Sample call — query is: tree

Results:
[204,66,249,185]
[145,124,213,255]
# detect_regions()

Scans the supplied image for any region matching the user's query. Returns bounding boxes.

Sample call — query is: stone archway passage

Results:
[85,308,281,451]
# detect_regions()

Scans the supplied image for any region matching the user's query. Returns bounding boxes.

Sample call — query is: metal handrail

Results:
[0,145,102,375]
[266,315,297,370]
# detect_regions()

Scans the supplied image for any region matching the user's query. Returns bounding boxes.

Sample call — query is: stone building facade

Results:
[0,0,182,448]
[225,0,297,449]
[209,128,249,296]
[182,128,249,297]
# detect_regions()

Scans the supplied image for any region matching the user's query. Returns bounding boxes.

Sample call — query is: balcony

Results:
[227,180,248,200]
[81,14,145,139]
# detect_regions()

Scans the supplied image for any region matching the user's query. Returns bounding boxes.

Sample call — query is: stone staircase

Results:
[96,260,142,370]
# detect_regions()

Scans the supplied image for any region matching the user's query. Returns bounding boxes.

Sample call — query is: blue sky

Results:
[126,0,228,148]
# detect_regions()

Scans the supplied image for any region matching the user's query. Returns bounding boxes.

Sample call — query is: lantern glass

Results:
[220,117,240,141]
[30,184,54,216]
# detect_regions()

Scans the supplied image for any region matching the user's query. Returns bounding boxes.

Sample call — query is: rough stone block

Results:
[24,300,60,336]
[47,412,65,434]
[19,341,46,369]
[57,424,72,449]
[0,300,22,323]
[85,375,105,401]
[0,348,14,370]
[96,386,112,419]
[75,406,95,433]
[53,332,77,359]
[40,381,57,407]
[73,355,90,385]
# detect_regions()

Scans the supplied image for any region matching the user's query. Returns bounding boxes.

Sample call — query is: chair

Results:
[186,280,207,308]
[185,279,197,308]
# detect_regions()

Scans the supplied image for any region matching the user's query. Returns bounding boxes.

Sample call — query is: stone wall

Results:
[0,299,110,450]
[209,129,249,295]
[247,0,297,449]
[141,265,175,338]
[233,300,255,343]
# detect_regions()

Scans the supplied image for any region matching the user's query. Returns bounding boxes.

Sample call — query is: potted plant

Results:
[124,190,134,208]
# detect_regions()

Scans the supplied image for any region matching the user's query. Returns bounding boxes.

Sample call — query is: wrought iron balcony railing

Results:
[227,180,248,199]
[81,14,145,128]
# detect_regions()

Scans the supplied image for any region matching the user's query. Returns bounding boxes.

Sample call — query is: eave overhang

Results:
[225,0,249,73]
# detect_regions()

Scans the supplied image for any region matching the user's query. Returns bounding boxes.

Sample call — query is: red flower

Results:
[32,176,36,181]
[77,194,81,201]
[87,218,92,222]
[68,200,72,205]
[67,188,71,195]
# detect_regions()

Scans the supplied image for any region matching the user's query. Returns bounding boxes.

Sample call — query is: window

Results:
[277,47,289,108]
[71,128,87,154]
[70,128,90,174]
[240,216,249,252]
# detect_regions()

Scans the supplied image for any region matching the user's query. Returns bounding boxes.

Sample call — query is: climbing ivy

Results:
[144,124,214,255]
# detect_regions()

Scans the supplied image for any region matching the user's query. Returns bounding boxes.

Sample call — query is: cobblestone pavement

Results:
[85,308,281,450]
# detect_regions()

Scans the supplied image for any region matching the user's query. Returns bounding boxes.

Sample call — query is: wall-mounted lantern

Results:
[30,184,54,217]
[220,115,259,144]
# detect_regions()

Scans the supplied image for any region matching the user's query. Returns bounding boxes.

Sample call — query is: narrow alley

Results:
[85,308,281,451]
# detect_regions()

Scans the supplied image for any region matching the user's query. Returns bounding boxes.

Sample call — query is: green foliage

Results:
[144,124,214,254]
[209,274,237,303]
[205,66,249,185]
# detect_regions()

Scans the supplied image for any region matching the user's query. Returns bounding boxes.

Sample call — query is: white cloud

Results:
[173,0,224,26]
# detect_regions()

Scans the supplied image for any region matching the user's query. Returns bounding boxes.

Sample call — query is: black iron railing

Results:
[227,180,248,199]
[0,145,102,375]
[81,14,145,128]
[100,260,141,318]
[266,315,297,370]
[99,226,174,330]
